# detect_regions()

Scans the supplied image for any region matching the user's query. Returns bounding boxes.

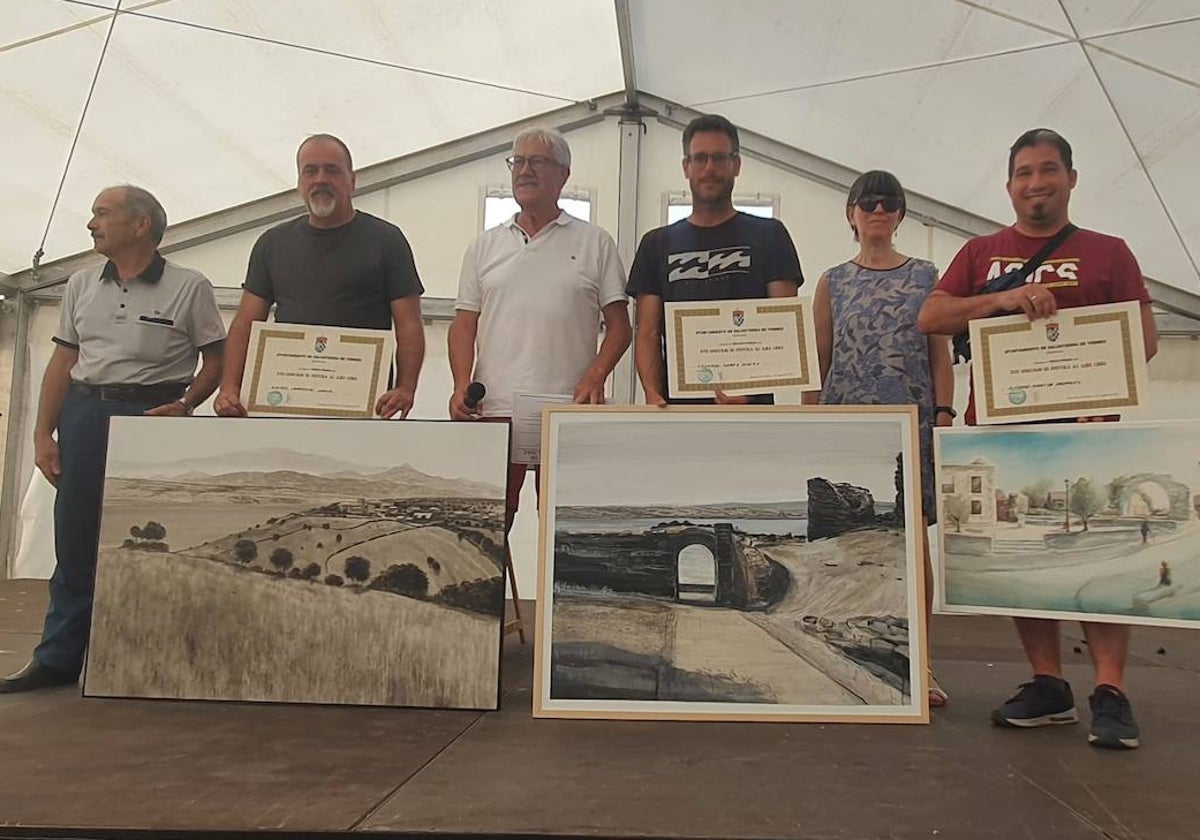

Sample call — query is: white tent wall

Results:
[5,110,1200,590]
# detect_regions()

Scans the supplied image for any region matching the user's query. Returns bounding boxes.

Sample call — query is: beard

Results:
[690,177,734,207]
[307,192,337,218]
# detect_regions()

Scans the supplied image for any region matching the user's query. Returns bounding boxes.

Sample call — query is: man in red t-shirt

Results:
[918,128,1158,750]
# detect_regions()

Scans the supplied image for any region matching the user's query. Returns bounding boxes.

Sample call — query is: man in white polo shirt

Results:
[0,185,225,693]
[448,126,630,532]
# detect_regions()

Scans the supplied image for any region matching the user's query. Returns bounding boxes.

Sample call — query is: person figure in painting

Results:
[1142,520,1151,545]
[1158,561,1171,588]
[803,170,954,708]
[918,128,1158,749]
[627,114,803,405]
[448,126,631,618]
[0,186,226,693]
[214,134,425,419]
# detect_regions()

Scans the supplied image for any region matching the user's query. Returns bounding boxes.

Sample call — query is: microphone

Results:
[463,382,486,411]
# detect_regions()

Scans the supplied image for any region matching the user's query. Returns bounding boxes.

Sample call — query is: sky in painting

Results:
[938,422,1200,494]
[552,412,910,506]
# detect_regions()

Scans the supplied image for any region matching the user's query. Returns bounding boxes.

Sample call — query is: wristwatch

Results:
[935,405,957,419]
[176,397,194,416]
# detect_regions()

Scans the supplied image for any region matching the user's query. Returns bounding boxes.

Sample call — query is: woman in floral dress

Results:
[804,170,955,707]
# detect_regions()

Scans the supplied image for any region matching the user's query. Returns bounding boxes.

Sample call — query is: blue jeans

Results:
[33,389,160,674]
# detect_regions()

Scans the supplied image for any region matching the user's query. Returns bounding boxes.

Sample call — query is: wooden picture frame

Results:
[534,406,929,723]
[85,416,509,709]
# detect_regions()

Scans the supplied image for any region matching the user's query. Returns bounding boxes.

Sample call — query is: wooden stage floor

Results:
[1,578,1198,839]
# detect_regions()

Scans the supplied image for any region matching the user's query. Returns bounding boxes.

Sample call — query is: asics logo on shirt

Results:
[668,247,751,282]
[986,257,1079,286]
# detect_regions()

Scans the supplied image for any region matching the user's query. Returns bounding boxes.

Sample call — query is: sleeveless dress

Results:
[819,258,938,520]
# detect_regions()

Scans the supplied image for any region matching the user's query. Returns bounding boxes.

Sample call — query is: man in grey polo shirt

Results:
[0,186,226,693]
[214,133,425,418]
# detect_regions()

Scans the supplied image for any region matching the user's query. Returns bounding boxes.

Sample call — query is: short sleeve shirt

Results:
[54,254,226,385]
[244,212,423,329]
[455,212,627,417]
[936,225,1151,423]
[626,212,803,302]
[626,212,803,402]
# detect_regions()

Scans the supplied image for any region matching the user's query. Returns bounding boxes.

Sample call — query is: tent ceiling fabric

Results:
[630,0,1200,294]
[1,0,622,273]
[3,0,1198,298]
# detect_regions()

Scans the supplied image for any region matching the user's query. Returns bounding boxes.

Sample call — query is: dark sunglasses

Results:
[853,196,903,213]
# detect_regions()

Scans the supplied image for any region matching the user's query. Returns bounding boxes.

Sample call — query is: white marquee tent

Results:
[2,0,1199,583]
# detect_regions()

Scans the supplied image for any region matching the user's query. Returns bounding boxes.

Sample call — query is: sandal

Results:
[928,670,949,708]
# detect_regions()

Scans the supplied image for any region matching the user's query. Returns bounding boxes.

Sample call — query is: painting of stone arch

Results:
[533,406,928,723]
[85,416,509,709]
[936,420,1200,629]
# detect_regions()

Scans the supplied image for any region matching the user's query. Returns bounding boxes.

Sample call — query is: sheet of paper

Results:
[511,392,574,464]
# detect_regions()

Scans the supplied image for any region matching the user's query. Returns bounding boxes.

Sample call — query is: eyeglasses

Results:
[853,196,903,213]
[685,152,738,168]
[506,155,560,172]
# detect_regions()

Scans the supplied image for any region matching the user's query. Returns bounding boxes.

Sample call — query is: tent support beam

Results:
[8,94,626,294]
[1,292,34,578]
[614,0,638,110]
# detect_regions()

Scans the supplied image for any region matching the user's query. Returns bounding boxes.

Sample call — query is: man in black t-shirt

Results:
[215,134,425,419]
[626,115,803,405]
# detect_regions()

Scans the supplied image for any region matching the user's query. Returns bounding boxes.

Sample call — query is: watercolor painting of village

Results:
[936,420,1200,628]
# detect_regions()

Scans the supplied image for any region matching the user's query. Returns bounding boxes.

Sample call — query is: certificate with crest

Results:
[664,297,820,398]
[241,322,394,418]
[970,300,1148,424]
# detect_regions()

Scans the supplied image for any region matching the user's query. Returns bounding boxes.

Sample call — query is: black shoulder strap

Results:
[1017,223,1077,282]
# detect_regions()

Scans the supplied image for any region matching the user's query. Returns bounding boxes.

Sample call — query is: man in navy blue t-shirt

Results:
[626,114,803,405]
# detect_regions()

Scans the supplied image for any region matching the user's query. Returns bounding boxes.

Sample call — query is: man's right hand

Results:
[643,389,668,408]
[213,386,247,417]
[1001,284,1058,321]
[449,388,479,421]
[35,434,61,487]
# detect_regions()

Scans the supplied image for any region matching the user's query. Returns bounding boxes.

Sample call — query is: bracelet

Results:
[935,405,956,419]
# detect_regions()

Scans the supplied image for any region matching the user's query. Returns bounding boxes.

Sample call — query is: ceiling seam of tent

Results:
[32,0,124,277]
[1058,2,1200,284]
[689,41,1074,108]
[948,0,1073,39]
[0,0,178,53]
[1077,14,1200,42]
[1083,43,1200,92]
[54,2,579,105]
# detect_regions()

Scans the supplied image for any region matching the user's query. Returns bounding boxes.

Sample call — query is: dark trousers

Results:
[33,388,160,674]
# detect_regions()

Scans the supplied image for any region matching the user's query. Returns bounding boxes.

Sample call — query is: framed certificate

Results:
[663,297,820,398]
[242,322,395,418]
[970,300,1148,425]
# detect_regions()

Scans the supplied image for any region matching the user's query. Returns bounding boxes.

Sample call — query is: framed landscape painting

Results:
[936,420,1200,628]
[533,406,929,723]
[85,416,509,709]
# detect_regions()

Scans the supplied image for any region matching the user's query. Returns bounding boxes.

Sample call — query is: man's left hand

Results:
[935,413,954,427]
[145,400,189,417]
[573,375,607,405]
[376,385,415,419]
[714,389,751,405]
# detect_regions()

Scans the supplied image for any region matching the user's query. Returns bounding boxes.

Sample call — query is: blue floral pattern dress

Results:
[819,258,939,520]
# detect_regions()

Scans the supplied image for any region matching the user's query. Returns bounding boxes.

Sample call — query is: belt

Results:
[70,381,188,403]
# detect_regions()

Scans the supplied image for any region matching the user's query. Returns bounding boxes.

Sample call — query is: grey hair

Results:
[513,126,571,168]
[107,185,168,244]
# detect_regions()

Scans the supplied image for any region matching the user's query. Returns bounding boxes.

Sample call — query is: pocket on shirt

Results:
[133,316,176,357]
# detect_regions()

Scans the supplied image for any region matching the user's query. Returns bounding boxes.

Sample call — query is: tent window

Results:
[482,187,593,230]
[664,192,778,225]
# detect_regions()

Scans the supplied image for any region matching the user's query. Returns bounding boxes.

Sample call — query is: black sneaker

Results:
[991,675,1079,728]
[1088,684,1140,750]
